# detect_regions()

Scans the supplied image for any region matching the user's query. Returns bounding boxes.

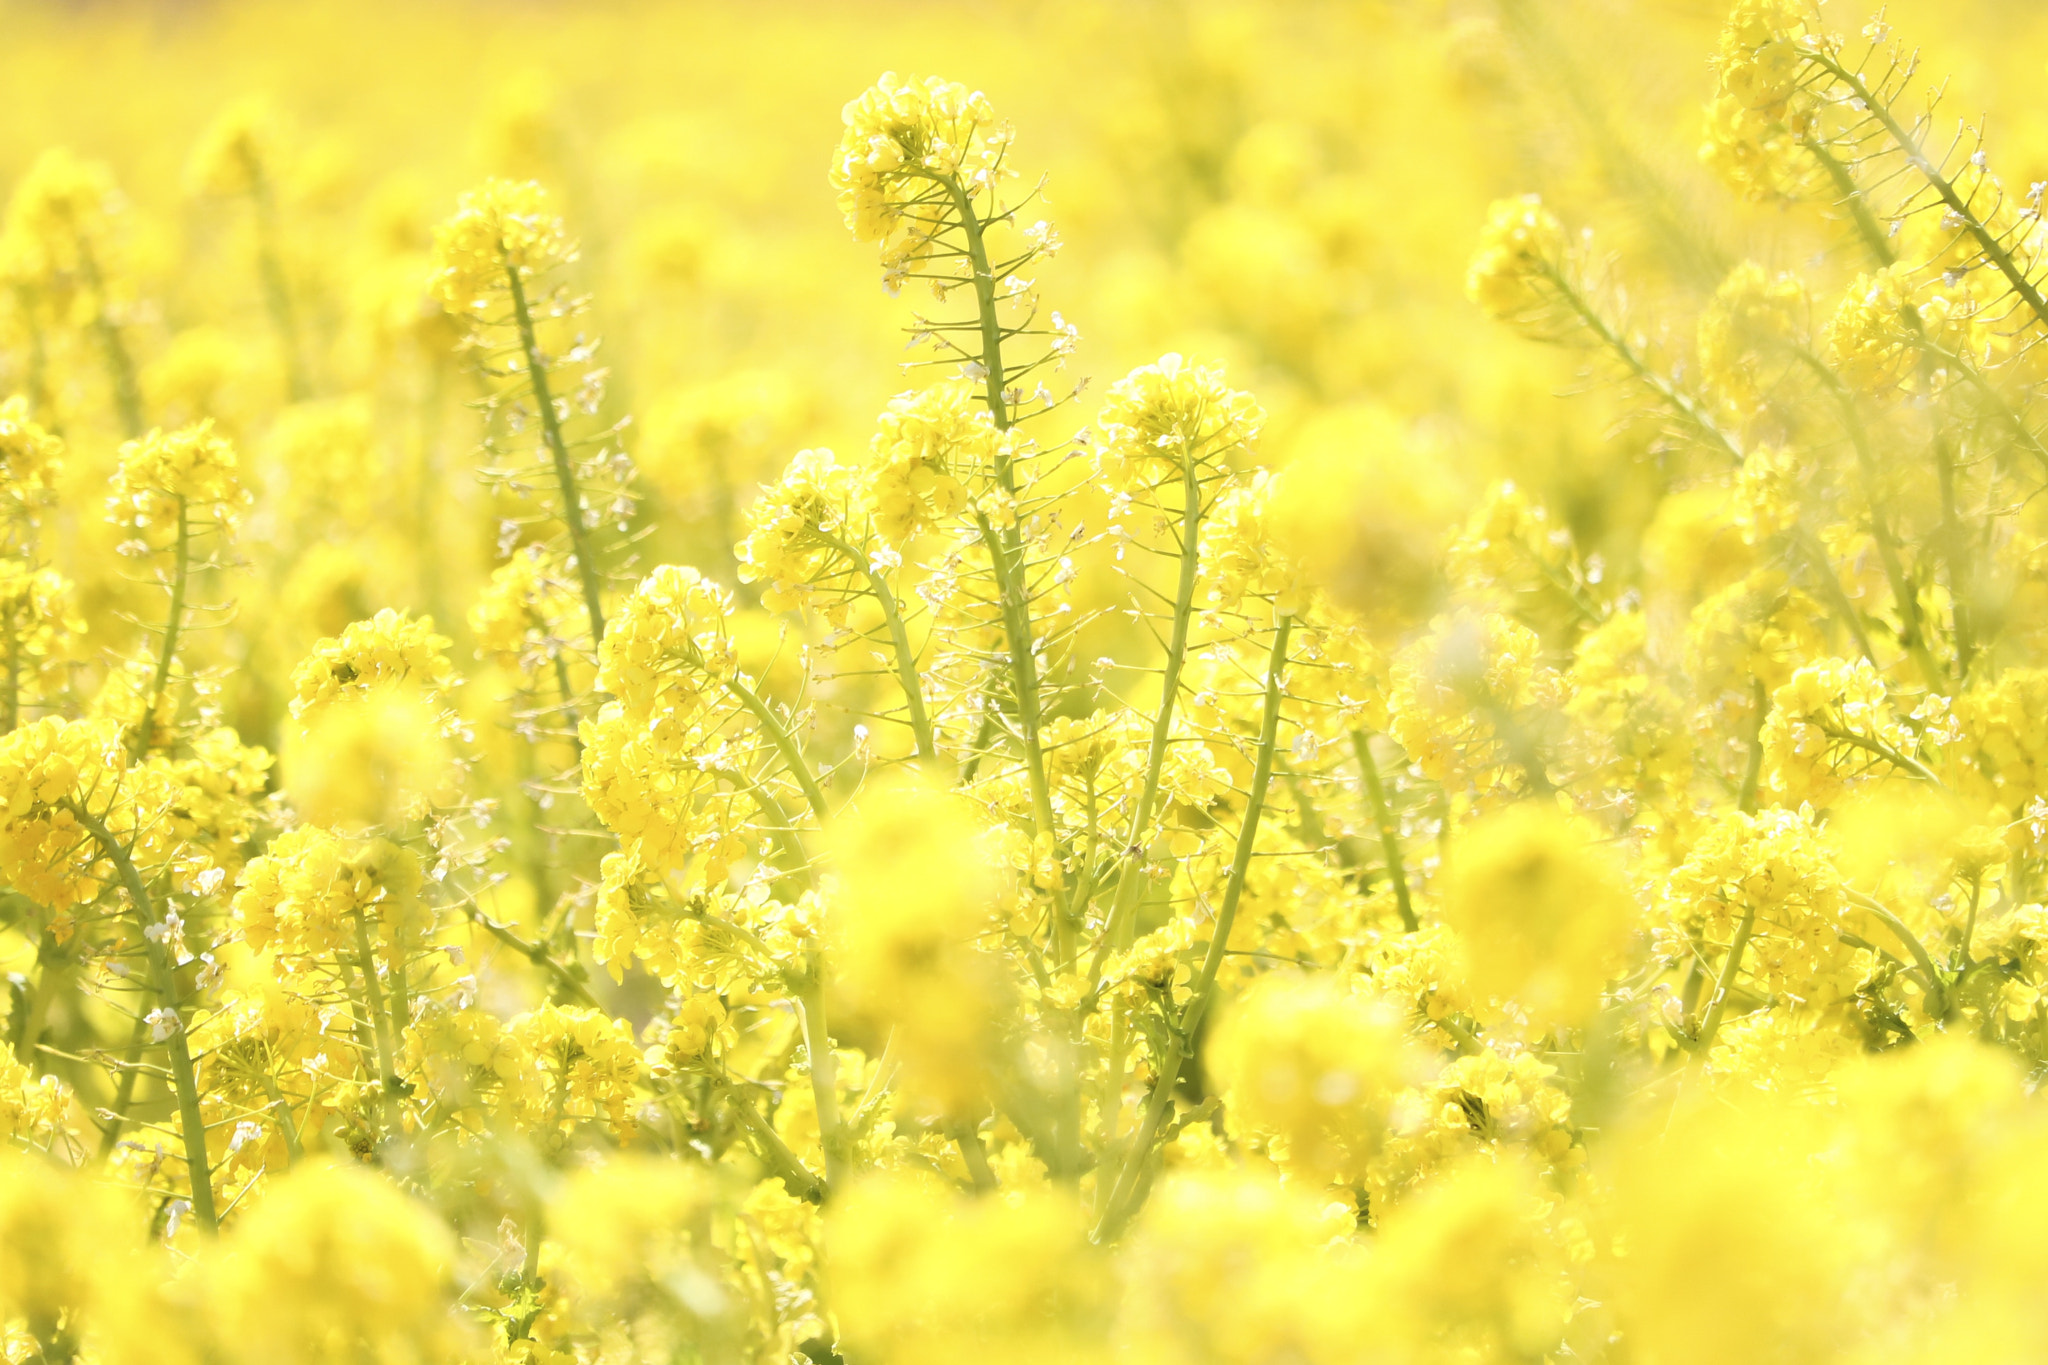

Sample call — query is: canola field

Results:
[6,0,2048,1360]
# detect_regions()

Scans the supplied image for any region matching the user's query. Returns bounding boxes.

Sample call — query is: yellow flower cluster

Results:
[1464,194,1566,326]
[428,178,572,316]
[5,6,2048,1364]
[831,74,1007,259]
[109,421,246,533]
[289,609,455,716]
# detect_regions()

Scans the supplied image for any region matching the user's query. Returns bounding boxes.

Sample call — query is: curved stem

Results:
[1094,614,1292,1241]
[463,902,599,1008]
[502,253,606,646]
[70,802,216,1233]
[721,674,831,823]
[1846,886,1948,1016]
[817,530,936,761]
[719,1080,827,1203]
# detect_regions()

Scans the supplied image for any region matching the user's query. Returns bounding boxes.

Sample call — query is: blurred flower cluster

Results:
[9,0,2048,1362]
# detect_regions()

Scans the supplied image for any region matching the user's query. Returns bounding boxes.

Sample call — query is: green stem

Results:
[132,496,189,758]
[818,530,936,761]
[502,253,606,645]
[73,232,143,439]
[721,1081,827,1203]
[352,909,402,1130]
[71,804,216,1233]
[1738,678,1769,815]
[1846,886,1947,1017]
[794,976,846,1192]
[1352,730,1417,932]
[1811,51,2048,334]
[721,674,831,822]
[250,171,311,402]
[463,904,599,1007]
[1093,446,1206,973]
[1540,262,1741,462]
[258,1068,303,1164]
[1692,900,1757,1052]
[1094,614,1292,1241]
[95,1011,150,1159]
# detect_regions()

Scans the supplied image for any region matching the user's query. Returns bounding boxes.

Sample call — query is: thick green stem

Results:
[794,977,846,1192]
[258,1069,303,1164]
[502,253,606,646]
[352,909,402,1132]
[1352,730,1418,932]
[72,805,217,1233]
[721,1081,827,1203]
[1738,678,1769,814]
[1846,887,1948,1017]
[1094,615,1293,1241]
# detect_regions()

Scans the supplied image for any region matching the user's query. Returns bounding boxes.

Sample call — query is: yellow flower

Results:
[429,178,572,315]
[1440,801,1635,1029]
[1208,971,1424,1184]
[825,768,1010,1116]
[1465,194,1566,325]
[210,1161,466,1365]
[864,384,988,545]
[109,421,247,535]
[827,1173,1108,1365]
[289,609,454,717]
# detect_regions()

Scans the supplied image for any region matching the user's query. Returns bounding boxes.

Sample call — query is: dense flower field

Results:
[7,0,2048,1360]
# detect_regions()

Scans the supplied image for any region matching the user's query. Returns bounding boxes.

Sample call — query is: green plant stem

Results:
[721,1081,827,1203]
[502,253,606,646]
[794,976,846,1192]
[1738,678,1769,814]
[1692,900,1758,1053]
[96,1012,151,1159]
[71,804,216,1234]
[818,530,936,761]
[352,910,402,1132]
[937,166,1066,950]
[721,674,831,822]
[1094,614,1292,1242]
[132,497,190,758]
[1351,730,1418,932]
[1092,448,1206,973]
[463,903,599,1007]
[73,232,143,439]
[249,172,311,402]
[258,1069,303,1164]
[1846,887,1947,1016]
[1810,51,2048,333]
